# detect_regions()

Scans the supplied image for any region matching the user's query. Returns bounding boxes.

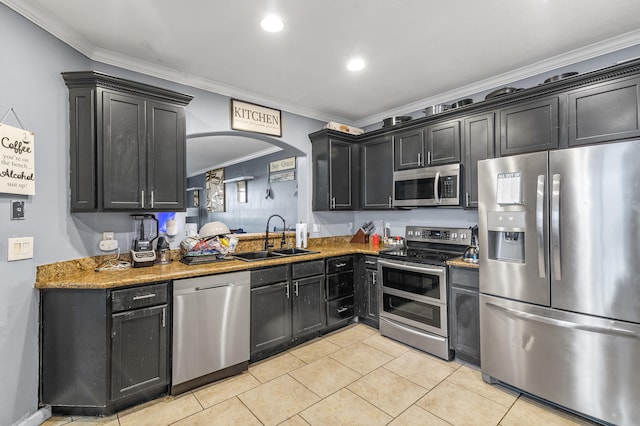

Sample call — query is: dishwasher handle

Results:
[195,282,237,291]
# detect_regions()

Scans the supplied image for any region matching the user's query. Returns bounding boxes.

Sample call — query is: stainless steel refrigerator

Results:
[478,140,640,426]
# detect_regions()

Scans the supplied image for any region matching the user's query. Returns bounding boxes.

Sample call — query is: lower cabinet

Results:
[250,261,326,361]
[326,255,355,327]
[40,282,170,415]
[356,255,379,328]
[448,267,480,366]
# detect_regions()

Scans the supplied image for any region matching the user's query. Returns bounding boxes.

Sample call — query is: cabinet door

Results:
[292,275,326,338]
[568,77,640,147]
[499,97,559,156]
[361,135,393,209]
[147,102,186,210]
[250,282,292,355]
[450,286,480,366]
[329,139,355,209]
[463,113,495,208]
[102,91,147,210]
[69,87,97,212]
[394,127,425,170]
[427,120,461,165]
[111,304,168,400]
[365,267,379,323]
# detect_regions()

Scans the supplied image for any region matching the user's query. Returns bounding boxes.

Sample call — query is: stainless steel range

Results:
[378,226,470,360]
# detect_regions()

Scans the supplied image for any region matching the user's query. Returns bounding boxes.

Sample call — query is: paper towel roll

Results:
[296,222,308,248]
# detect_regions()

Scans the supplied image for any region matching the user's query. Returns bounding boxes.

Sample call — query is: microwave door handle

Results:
[551,174,561,280]
[536,175,546,279]
[434,172,440,204]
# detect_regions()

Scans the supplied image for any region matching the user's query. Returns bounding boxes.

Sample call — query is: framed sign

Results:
[0,123,35,195]
[269,156,296,173]
[231,99,282,137]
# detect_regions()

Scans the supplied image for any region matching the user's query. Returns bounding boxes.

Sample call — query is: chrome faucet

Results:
[264,214,286,250]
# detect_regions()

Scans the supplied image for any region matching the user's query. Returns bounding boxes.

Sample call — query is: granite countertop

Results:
[35,240,380,290]
[447,257,480,269]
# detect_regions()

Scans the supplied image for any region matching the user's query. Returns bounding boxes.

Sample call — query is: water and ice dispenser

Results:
[486,211,526,263]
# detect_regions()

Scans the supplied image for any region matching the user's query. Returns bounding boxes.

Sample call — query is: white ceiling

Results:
[4,0,640,172]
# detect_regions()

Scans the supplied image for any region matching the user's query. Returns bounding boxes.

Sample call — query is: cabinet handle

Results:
[427,151,432,165]
[141,190,145,209]
[337,307,349,313]
[331,197,336,209]
[335,263,347,268]
[465,192,470,207]
[364,261,376,265]
[285,284,290,299]
[294,281,299,296]
[161,307,166,328]
[133,293,156,300]
[150,190,154,208]
[388,196,393,208]
[372,271,377,285]
[417,152,422,166]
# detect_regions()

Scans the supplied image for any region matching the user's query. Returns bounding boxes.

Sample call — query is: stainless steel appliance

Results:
[130,214,158,267]
[378,226,470,360]
[478,141,640,426]
[393,163,461,207]
[171,271,250,395]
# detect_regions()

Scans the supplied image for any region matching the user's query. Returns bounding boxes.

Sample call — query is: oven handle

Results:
[378,259,445,276]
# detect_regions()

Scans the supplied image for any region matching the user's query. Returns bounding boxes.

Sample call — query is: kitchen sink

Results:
[233,248,318,261]
[271,248,318,256]
[233,251,285,262]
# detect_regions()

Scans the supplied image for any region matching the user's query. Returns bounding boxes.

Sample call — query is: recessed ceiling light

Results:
[260,15,284,32]
[347,58,365,72]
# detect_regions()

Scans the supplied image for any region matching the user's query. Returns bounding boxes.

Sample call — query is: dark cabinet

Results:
[462,112,495,208]
[325,256,355,326]
[40,282,170,416]
[568,77,640,147]
[111,302,168,400]
[310,131,359,210]
[63,71,192,212]
[394,127,425,170]
[449,267,480,366]
[427,119,461,165]
[498,97,560,156]
[250,261,325,361]
[356,255,379,328]
[361,135,393,209]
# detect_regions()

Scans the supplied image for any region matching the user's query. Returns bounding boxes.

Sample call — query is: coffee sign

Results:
[0,123,35,195]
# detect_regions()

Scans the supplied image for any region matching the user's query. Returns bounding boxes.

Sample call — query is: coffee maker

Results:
[130,214,158,267]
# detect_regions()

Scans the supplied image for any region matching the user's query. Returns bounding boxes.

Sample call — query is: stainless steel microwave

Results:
[393,163,461,207]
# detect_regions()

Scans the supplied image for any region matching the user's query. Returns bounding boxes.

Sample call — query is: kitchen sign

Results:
[231,99,282,137]
[0,123,35,195]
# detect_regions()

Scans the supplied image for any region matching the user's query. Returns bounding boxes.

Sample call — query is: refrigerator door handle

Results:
[551,174,562,280]
[486,301,638,339]
[536,175,546,279]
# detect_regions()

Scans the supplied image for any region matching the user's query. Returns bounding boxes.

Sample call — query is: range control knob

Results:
[460,233,467,240]
[451,232,458,239]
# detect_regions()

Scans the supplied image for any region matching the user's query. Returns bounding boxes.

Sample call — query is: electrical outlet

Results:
[99,239,119,251]
[102,231,115,240]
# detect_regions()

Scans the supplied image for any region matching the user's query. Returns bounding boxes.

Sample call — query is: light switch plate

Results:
[8,237,33,261]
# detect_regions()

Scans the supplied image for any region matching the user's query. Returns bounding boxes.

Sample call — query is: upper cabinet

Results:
[498,96,560,156]
[310,131,359,210]
[393,120,461,171]
[462,112,495,208]
[361,135,393,209]
[567,76,640,147]
[63,71,193,212]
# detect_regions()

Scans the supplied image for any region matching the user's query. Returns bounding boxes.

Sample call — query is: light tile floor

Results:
[44,323,599,426]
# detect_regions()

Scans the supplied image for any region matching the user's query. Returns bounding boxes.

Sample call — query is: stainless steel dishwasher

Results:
[171,271,250,394]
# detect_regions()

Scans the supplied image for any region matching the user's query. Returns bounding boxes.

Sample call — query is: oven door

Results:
[380,287,448,337]
[378,259,446,304]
